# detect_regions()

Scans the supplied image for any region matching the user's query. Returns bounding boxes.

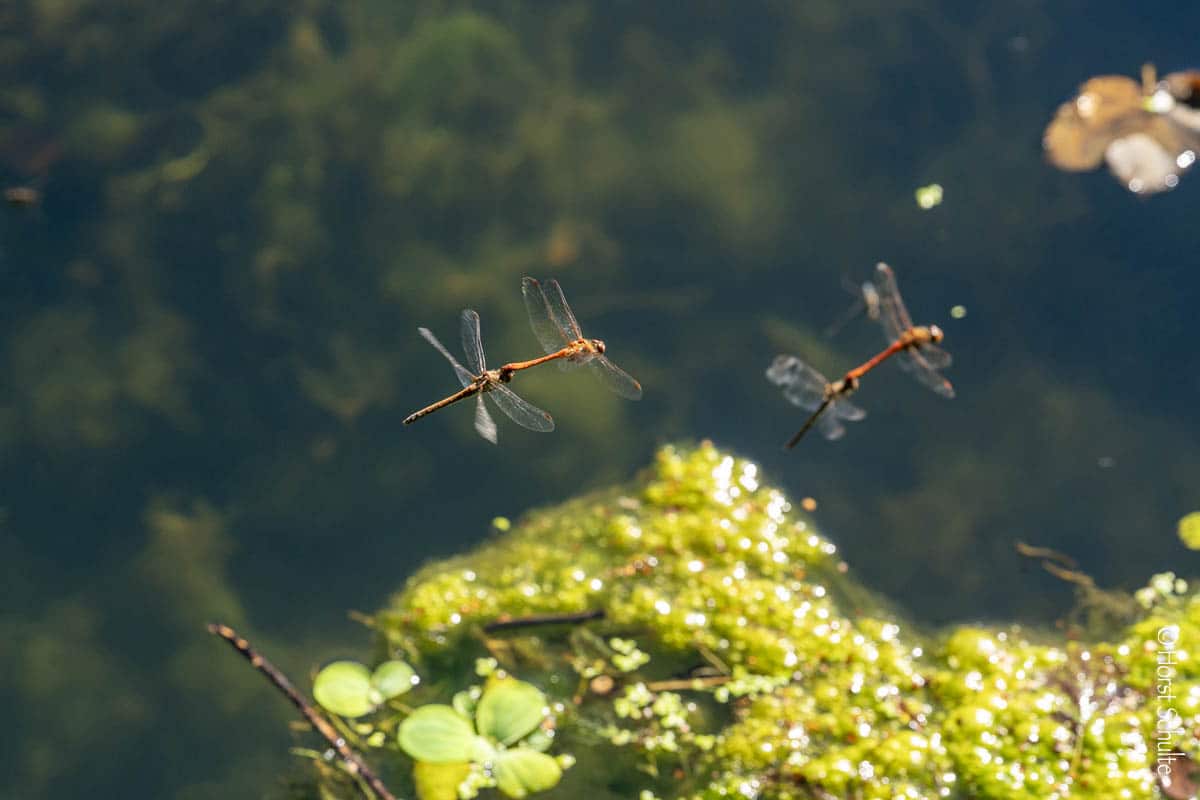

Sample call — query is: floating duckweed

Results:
[1178,512,1200,550]
[915,182,945,209]
[370,444,1200,799]
[313,658,417,718]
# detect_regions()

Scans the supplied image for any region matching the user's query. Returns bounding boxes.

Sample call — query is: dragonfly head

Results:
[588,338,607,354]
[928,324,945,343]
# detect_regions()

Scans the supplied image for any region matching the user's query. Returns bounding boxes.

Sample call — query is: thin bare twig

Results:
[482,608,605,633]
[207,623,398,800]
[644,675,731,692]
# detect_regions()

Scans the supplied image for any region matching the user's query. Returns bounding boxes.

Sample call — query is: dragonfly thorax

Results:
[829,376,859,398]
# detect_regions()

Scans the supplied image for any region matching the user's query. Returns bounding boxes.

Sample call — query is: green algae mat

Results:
[297,443,1199,799]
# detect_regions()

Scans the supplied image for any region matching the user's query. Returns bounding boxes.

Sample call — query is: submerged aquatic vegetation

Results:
[277,443,1200,799]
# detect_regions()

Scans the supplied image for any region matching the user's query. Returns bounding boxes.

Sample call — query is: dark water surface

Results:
[3,2,1198,797]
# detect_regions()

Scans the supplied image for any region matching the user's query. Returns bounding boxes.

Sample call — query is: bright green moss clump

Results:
[363,443,1199,799]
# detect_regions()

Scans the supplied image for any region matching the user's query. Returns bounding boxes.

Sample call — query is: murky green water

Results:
[2,2,1197,797]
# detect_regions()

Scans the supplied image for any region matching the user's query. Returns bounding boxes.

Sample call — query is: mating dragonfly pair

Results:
[404,278,642,444]
[767,263,953,448]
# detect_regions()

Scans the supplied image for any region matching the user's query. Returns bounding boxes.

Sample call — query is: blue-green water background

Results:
[2,1,1198,797]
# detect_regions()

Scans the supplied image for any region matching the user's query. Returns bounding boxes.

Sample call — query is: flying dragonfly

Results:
[823,275,881,339]
[766,355,866,448]
[499,277,643,400]
[403,309,554,444]
[865,262,954,398]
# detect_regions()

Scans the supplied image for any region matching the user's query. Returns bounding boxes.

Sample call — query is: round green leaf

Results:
[372,660,417,699]
[523,727,554,753]
[493,748,562,798]
[398,705,477,763]
[469,734,497,763]
[313,661,374,718]
[1179,512,1200,550]
[412,760,471,800]
[475,678,546,745]
[452,688,478,720]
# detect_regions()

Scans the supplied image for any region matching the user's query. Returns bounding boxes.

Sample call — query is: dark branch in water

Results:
[1014,540,1079,570]
[483,608,605,633]
[644,674,731,692]
[1040,561,1095,588]
[207,623,398,800]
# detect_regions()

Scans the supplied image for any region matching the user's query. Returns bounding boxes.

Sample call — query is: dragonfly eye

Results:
[591,338,607,354]
[928,324,945,343]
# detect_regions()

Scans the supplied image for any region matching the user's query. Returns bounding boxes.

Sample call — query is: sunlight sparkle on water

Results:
[738,463,759,492]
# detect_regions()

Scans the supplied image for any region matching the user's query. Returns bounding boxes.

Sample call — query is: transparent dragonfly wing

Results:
[587,355,643,400]
[894,342,951,374]
[483,381,555,432]
[460,309,487,374]
[832,395,867,421]
[822,296,865,339]
[816,407,847,440]
[862,281,881,321]
[909,354,955,398]
[890,349,954,397]
[919,344,952,370]
[783,381,826,412]
[766,355,827,411]
[873,262,914,343]
[825,277,880,338]
[473,394,498,444]
[521,277,575,355]
[419,327,474,388]
[542,279,585,341]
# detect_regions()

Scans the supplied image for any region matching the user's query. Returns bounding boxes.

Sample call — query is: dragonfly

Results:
[498,277,643,400]
[403,309,554,444]
[823,275,881,339]
[766,355,866,448]
[859,262,955,398]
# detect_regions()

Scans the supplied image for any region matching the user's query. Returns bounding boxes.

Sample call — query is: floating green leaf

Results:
[371,659,417,700]
[493,748,563,798]
[915,182,944,209]
[398,705,477,763]
[1179,512,1200,550]
[312,661,374,718]
[452,687,479,720]
[412,760,471,800]
[475,677,546,745]
[523,726,555,753]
